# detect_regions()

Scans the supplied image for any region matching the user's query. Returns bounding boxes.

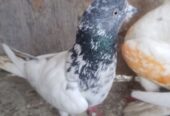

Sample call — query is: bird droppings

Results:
[0,71,138,116]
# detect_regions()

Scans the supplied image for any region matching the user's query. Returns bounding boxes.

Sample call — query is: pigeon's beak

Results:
[125,2,138,21]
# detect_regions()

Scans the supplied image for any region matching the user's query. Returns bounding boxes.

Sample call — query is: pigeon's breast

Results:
[81,60,116,107]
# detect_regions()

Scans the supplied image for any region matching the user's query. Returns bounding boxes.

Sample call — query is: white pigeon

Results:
[122,0,170,115]
[0,0,136,116]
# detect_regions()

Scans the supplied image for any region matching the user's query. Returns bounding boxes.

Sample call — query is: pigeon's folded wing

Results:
[56,84,88,114]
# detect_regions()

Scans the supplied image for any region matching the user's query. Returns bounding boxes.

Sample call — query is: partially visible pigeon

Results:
[122,0,170,115]
[0,0,136,116]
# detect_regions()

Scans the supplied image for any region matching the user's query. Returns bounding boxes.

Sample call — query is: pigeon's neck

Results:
[70,27,118,62]
[66,26,119,91]
[66,28,118,90]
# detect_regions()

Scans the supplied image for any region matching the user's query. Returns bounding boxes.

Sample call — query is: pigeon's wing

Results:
[55,83,88,114]
[20,50,88,114]
[124,101,170,116]
[32,52,89,114]
[123,38,170,89]
[0,44,88,114]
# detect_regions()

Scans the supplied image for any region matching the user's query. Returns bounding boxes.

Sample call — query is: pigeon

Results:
[0,0,136,116]
[122,0,170,115]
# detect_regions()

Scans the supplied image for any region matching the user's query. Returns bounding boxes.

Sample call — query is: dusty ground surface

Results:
[0,70,140,116]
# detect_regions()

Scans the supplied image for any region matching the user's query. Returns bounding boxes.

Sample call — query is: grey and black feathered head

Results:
[78,0,136,36]
[73,0,136,58]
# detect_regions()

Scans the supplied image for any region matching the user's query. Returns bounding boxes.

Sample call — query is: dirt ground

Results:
[0,70,140,116]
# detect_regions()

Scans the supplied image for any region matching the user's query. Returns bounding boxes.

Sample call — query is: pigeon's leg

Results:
[59,111,69,116]
[136,76,160,92]
[87,106,103,116]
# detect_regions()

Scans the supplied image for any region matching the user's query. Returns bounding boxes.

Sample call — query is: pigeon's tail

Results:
[0,56,23,77]
[0,44,31,78]
[132,90,170,107]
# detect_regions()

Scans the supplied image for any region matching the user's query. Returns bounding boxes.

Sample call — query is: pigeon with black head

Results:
[0,0,136,116]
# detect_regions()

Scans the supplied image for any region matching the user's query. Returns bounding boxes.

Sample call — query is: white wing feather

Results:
[0,44,88,114]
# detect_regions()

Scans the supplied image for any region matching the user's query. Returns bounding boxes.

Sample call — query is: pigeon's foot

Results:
[87,106,103,116]
[125,96,137,103]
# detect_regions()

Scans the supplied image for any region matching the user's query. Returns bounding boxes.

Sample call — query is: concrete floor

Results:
[0,70,138,116]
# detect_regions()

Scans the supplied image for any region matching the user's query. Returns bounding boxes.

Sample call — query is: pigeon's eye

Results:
[113,9,119,15]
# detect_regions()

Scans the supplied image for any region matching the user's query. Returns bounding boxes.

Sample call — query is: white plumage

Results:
[1,44,88,115]
[122,0,170,115]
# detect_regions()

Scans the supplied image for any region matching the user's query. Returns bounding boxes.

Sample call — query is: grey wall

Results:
[0,0,163,74]
[0,0,90,55]
[0,0,163,55]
